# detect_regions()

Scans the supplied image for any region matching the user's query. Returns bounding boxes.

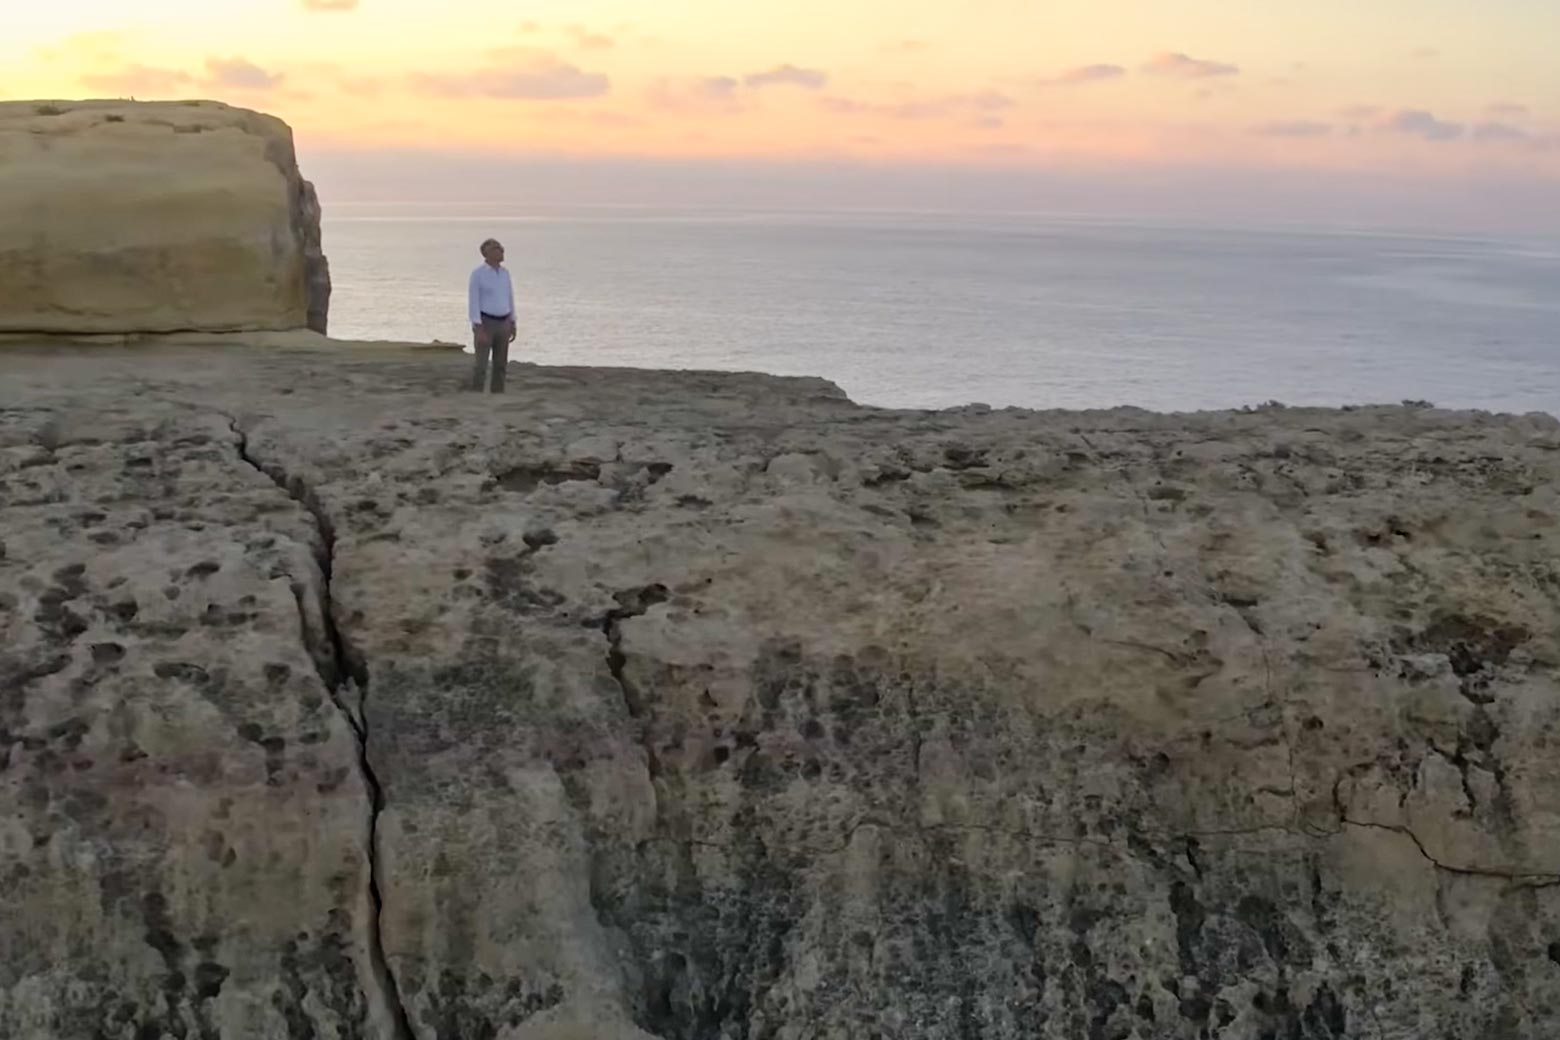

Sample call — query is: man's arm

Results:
[467,269,482,328]
[504,271,517,341]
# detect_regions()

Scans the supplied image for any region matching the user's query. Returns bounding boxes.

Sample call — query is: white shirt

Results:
[468,263,515,325]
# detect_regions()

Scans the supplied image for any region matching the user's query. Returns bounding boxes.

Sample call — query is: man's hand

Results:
[473,323,490,348]
[504,318,517,345]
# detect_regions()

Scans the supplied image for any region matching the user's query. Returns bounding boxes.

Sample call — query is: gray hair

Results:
[479,238,502,253]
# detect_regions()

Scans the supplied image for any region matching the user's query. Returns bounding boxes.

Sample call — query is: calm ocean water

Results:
[324,207,1560,416]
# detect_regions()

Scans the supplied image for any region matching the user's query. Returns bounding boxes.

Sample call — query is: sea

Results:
[324,206,1560,417]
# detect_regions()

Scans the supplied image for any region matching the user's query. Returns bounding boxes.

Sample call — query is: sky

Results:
[5,0,1559,231]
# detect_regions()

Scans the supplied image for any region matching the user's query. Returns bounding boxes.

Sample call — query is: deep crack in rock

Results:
[597,583,670,721]
[226,415,415,1040]
[595,583,672,843]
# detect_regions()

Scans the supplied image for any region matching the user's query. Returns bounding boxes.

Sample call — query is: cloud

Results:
[411,54,609,100]
[968,142,1029,158]
[80,55,294,101]
[566,25,614,50]
[1378,109,1462,141]
[885,40,927,53]
[1141,52,1238,78]
[300,0,358,9]
[886,100,962,119]
[646,76,743,112]
[204,57,285,91]
[821,97,868,115]
[80,63,192,95]
[949,91,1013,112]
[1337,104,1380,120]
[1410,47,1440,59]
[1486,102,1529,119]
[694,76,740,100]
[1251,120,1331,137]
[1472,121,1529,143]
[744,64,828,89]
[1045,64,1126,86]
[818,91,1013,121]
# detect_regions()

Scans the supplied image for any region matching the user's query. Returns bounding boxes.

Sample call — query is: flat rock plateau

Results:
[3,339,1559,1040]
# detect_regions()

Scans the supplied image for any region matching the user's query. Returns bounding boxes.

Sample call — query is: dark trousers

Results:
[471,315,512,393]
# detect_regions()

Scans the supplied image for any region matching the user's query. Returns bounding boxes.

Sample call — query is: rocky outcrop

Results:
[2,341,1559,1038]
[0,101,330,336]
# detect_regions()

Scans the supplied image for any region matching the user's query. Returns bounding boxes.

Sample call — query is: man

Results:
[468,238,517,393]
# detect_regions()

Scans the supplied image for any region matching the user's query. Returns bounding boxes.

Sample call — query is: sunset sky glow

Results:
[6,0,1558,228]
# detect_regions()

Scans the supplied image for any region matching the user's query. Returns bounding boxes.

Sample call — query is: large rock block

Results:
[0,100,330,335]
[4,341,1560,1038]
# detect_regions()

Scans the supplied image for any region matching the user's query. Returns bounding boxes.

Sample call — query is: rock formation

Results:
[0,101,330,336]
[2,341,1558,1039]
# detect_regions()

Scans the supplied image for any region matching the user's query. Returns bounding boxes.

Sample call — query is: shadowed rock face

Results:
[0,100,330,335]
[2,342,1560,1039]
[298,179,332,335]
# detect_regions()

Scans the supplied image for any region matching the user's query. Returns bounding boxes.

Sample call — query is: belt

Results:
[480,312,512,321]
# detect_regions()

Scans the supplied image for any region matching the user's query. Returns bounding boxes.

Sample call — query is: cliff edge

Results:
[2,340,1558,1039]
[0,100,330,336]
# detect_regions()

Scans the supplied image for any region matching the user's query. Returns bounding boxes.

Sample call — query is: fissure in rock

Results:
[227,416,414,1039]
[597,584,670,720]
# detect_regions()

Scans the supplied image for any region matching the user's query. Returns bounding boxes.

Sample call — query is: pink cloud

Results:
[646,76,744,112]
[952,91,1013,112]
[1378,109,1462,141]
[745,64,828,89]
[819,92,1013,121]
[300,0,358,10]
[821,97,868,115]
[1472,122,1529,143]
[1486,102,1529,119]
[967,142,1029,158]
[1251,120,1331,137]
[566,25,614,50]
[695,76,740,100]
[205,57,285,91]
[1046,64,1126,86]
[1142,52,1239,78]
[411,55,609,100]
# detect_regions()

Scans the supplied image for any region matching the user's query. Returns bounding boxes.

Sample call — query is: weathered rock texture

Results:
[0,101,330,336]
[2,341,1559,1039]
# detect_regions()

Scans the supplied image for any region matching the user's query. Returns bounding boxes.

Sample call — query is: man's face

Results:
[484,242,505,264]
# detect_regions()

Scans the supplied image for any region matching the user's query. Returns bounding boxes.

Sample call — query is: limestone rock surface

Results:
[2,341,1560,1039]
[0,101,330,336]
